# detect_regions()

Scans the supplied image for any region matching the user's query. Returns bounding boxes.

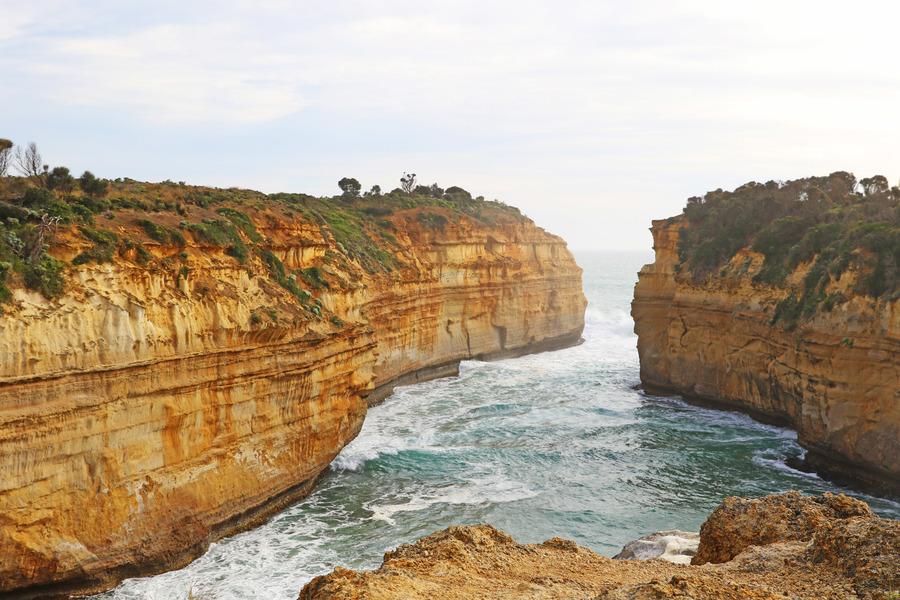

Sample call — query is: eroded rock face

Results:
[300,493,899,600]
[631,218,900,494]
[692,491,872,564]
[0,205,585,597]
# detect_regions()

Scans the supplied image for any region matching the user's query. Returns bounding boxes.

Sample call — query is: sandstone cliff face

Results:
[632,218,899,494]
[0,201,585,597]
[299,493,899,600]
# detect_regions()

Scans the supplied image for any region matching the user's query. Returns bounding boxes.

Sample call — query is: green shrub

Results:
[216,208,263,242]
[256,248,310,303]
[135,219,186,246]
[72,227,118,265]
[299,266,329,290]
[187,219,247,263]
[22,187,54,208]
[135,245,152,265]
[23,254,65,299]
[417,211,448,231]
[0,261,12,303]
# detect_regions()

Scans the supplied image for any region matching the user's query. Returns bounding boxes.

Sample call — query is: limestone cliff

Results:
[299,492,899,599]
[632,217,899,494]
[0,184,585,597]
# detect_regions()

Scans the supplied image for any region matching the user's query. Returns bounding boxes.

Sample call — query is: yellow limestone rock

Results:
[0,202,586,597]
[632,218,900,494]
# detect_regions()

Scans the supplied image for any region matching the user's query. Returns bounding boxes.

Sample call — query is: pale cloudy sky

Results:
[2,0,898,250]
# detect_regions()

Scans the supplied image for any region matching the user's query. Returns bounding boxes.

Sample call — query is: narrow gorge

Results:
[0,182,586,598]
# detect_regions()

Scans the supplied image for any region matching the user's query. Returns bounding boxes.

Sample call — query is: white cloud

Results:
[1,0,898,248]
[18,22,305,123]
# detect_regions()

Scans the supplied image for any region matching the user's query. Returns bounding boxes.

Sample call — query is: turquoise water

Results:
[100,251,899,600]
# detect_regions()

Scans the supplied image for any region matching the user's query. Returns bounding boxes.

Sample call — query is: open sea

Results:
[98,251,899,600]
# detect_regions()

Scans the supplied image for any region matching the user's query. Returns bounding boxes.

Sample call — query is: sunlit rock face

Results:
[0,202,585,597]
[632,218,899,495]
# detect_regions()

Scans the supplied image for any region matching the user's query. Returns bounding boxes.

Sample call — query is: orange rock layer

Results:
[632,218,899,494]
[0,208,585,597]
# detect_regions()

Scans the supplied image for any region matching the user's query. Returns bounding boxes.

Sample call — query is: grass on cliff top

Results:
[0,174,527,305]
[675,172,899,328]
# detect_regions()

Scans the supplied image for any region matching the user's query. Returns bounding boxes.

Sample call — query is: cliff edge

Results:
[0,180,586,597]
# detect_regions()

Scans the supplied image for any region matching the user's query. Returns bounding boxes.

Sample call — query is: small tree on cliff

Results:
[0,139,12,177]
[79,171,108,198]
[47,166,76,193]
[15,142,46,186]
[400,172,416,194]
[338,177,361,197]
[859,175,889,197]
[444,186,472,201]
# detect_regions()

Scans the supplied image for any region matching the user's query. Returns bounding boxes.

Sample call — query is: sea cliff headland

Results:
[0,177,586,597]
[632,173,899,495]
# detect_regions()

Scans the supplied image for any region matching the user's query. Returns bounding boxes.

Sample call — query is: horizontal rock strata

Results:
[632,218,899,494]
[0,199,585,597]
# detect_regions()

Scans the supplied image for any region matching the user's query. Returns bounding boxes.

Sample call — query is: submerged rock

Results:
[614,530,699,564]
[299,492,899,599]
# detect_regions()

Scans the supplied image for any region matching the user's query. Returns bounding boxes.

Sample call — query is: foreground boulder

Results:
[300,493,899,599]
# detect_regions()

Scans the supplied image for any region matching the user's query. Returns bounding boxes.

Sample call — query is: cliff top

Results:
[671,172,898,328]
[300,492,899,600]
[0,173,534,311]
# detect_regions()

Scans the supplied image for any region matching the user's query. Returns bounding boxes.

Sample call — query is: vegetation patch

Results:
[417,211,448,231]
[216,207,263,242]
[187,219,248,263]
[677,173,899,327]
[72,227,118,265]
[135,219,186,246]
[22,254,66,299]
[299,266,329,290]
[256,248,310,304]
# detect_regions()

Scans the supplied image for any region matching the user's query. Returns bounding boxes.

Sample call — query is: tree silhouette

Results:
[47,166,75,193]
[15,142,45,186]
[338,177,361,197]
[400,172,417,194]
[79,171,108,198]
[0,139,12,177]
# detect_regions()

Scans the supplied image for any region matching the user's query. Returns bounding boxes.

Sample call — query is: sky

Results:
[2,1,898,250]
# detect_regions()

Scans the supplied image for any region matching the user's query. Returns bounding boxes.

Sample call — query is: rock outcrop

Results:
[632,217,900,494]
[300,493,900,600]
[0,187,585,597]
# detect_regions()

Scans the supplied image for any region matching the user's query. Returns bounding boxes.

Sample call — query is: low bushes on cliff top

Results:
[676,172,899,326]
[1,143,530,302]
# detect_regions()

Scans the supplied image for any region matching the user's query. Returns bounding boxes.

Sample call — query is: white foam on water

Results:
[752,449,821,480]
[366,475,539,525]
